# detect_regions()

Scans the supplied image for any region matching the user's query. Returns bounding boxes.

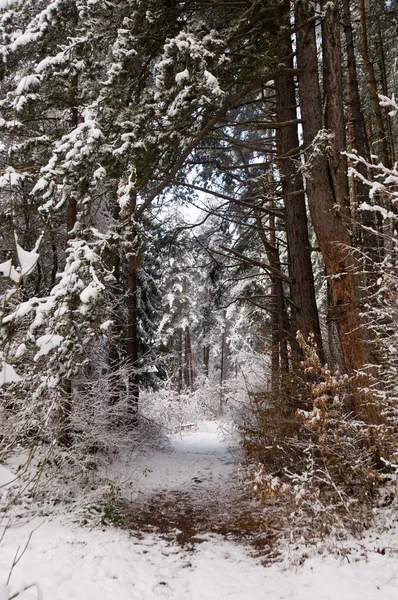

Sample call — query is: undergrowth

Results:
[241,333,398,543]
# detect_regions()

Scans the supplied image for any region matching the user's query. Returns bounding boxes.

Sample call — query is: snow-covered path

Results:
[113,420,249,545]
[1,422,398,599]
[133,420,235,493]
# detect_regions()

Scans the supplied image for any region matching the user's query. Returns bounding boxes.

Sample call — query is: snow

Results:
[0,260,20,283]
[132,421,234,494]
[0,240,39,283]
[14,343,26,359]
[3,299,36,324]
[99,319,113,331]
[80,282,100,303]
[204,69,222,95]
[359,201,395,220]
[0,465,15,488]
[79,267,105,303]
[31,177,48,194]
[34,334,63,360]
[0,170,22,191]
[1,509,398,600]
[0,586,10,600]
[15,95,27,112]
[16,243,39,277]
[93,166,106,180]
[0,520,397,600]
[15,75,40,96]
[0,0,20,8]
[0,359,21,386]
[0,516,262,600]
[175,68,189,85]
[1,423,398,599]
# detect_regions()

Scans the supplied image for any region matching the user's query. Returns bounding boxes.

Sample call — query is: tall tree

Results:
[295,0,379,422]
[275,1,323,356]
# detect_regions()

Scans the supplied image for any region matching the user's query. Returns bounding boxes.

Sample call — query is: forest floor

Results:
[1,421,398,599]
[114,421,276,552]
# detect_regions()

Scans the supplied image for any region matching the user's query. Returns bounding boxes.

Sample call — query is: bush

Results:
[241,333,395,540]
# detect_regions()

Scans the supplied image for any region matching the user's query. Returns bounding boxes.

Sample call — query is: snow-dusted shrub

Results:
[140,345,272,435]
[140,376,223,431]
[222,346,271,416]
[241,334,393,539]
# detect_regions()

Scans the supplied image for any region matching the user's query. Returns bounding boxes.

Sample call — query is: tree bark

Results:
[321,0,350,220]
[359,0,390,167]
[220,330,226,412]
[108,200,126,411]
[377,18,395,165]
[342,0,382,264]
[255,205,289,375]
[126,192,141,426]
[203,343,210,377]
[341,0,370,163]
[59,79,79,445]
[184,325,193,389]
[295,0,379,423]
[275,3,323,358]
[177,327,183,393]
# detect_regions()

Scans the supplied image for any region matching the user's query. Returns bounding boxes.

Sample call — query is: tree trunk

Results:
[203,343,210,377]
[184,325,193,389]
[126,192,141,426]
[255,207,289,374]
[177,327,183,393]
[220,330,225,412]
[126,248,140,425]
[295,0,380,423]
[321,0,350,220]
[270,276,280,385]
[377,18,395,165]
[359,0,390,167]
[341,0,370,162]
[59,83,79,445]
[342,0,382,265]
[108,200,125,411]
[275,4,323,357]
[58,378,73,446]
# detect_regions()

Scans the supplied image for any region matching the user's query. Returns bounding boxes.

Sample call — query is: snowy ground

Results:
[1,422,398,599]
[132,420,236,493]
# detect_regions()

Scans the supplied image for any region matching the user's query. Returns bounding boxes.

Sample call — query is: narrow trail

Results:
[116,422,274,552]
[2,423,398,599]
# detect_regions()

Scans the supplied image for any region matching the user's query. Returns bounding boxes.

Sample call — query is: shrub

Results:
[241,333,395,540]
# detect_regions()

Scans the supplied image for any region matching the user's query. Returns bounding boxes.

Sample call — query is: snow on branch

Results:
[0,356,21,386]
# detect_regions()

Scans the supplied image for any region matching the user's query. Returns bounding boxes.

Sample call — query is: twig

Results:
[6,523,42,586]
[9,583,42,599]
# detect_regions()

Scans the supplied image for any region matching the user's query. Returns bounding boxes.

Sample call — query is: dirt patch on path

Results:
[110,422,281,559]
[115,484,278,557]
